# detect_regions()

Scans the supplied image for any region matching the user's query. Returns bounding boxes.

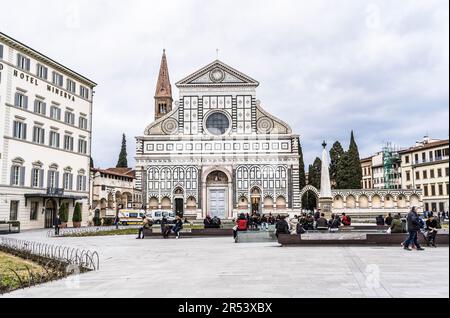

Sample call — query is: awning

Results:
[24,193,88,207]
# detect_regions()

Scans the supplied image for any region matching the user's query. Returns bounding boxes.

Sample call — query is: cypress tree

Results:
[336,151,351,189]
[329,141,345,188]
[116,134,128,168]
[308,157,322,189]
[297,139,307,190]
[90,157,94,169]
[347,131,363,189]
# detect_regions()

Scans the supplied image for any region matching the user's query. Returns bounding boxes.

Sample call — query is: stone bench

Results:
[235,231,277,243]
[277,232,450,246]
[143,228,232,238]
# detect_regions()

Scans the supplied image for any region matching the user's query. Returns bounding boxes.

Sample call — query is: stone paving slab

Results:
[1,230,448,298]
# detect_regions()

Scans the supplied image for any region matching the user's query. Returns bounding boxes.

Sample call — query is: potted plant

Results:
[72,202,83,228]
[59,202,69,228]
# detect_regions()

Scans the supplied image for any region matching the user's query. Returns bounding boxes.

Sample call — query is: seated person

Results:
[211,216,222,229]
[426,213,439,247]
[341,213,351,226]
[385,213,393,226]
[328,214,341,231]
[203,215,213,228]
[389,214,405,233]
[275,216,290,238]
[315,213,328,229]
[375,215,385,226]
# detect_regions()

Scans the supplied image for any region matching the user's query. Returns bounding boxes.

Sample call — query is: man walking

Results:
[403,207,425,251]
[54,214,61,236]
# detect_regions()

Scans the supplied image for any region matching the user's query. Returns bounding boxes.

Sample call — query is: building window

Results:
[13,121,27,140]
[49,131,60,148]
[66,79,76,93]
[77,175,87,191]
[437,169,442,178]
[78,139,87,154]
[33,100,46,115]
[424,185,429,197]
[64,135,74,151]
[17,53,31,71]
[31,168,43,188]
[438,184,444,196]
[405,155,410,164]
[0,44,3,59]
[32,126,45,144]
[52,71,63,87]
[14,92,28,109]
[63,173,73,190]
[423,170,428,180]
[47,170,59,189]
[36,64,48,80]
[30,202,39,221]
[10,201,19,221]
[79,117,88,130]
[80,86,89,99]
[64,111,75,125]
[406,171,411,182]
[430,169,435,179]
[431,184,436,196]
[415,171,420,180]
[50,106,61,120]
[446,168,449,177]
[10,165,25,186]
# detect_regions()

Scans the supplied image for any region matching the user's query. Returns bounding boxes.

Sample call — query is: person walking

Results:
[403,207,425,251]
[114,214,120,230]
[54,214,61,236]
[426,213,438,247]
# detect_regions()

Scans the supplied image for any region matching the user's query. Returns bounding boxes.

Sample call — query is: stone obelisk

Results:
[319,141,333,216]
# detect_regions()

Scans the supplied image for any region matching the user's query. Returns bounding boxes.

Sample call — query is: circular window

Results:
[206,112,230,135]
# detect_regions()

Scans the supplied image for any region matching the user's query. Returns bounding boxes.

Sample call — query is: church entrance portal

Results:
[206,171,229,219]
[251,188,262,214]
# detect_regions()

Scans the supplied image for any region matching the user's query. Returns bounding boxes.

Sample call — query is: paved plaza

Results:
[1,230,449,298]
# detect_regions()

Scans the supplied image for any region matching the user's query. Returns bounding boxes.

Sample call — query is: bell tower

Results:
[154,49,173,121]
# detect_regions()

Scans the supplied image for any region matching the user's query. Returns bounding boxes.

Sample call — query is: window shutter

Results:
[42,102,46,115]
[41,129,45,144]
[23,123,27,140]
[34,100,38,112]
[50,106,54,118]
[23,95,28,109]
[16,53,20,67]
[14,93,19,106]
[83,176,87,191]
[20,167,25,186]
[26,58,30,71]
[10,166,15,185]
[69,174,73,190]
[55,172,60,189]
[40,169,44,188]
[47,171,51,188]
[30,168,35,187]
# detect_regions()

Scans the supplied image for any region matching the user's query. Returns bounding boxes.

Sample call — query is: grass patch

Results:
[65,228,139,237]
[0,251,46,292]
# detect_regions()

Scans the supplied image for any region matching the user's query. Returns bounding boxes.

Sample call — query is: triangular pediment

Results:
[176,60,259,87]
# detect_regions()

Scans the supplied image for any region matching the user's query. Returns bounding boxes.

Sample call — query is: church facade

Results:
[135,52,302,219]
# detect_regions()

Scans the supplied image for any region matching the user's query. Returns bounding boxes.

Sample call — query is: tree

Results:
[58,202,69,223]
[329,141,345,188]
[90,157,94,169]
[347,131,363,189]
[297,139,307,190]
[72,202,82,223]
[116,134,128,168]
[336,151,351,189]
[308,157,322,189]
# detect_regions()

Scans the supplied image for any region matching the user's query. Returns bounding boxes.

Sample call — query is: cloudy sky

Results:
[1,0,448,167]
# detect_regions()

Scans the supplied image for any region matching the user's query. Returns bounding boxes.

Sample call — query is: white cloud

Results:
[1,0,448,167]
